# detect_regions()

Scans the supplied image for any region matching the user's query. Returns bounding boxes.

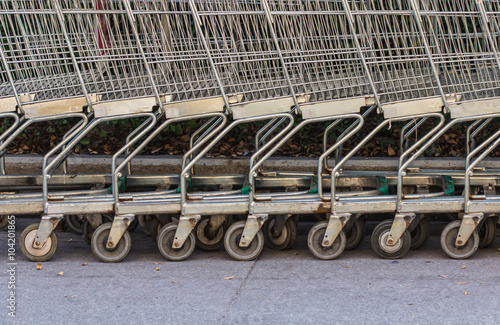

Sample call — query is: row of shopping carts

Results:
[1,0,499,262]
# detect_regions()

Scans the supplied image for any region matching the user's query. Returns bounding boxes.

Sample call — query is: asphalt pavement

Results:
[2,217,499,324]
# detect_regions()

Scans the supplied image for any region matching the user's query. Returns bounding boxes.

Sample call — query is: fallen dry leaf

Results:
[293,252,299,255]
[155,267,160,271]
[456,282,469,285]
[425,261,432,263]
[37,263,42,270]
[57,271,64,276]
[153,262,164,265]
[82,263,87,266]
[244,265,254,268]
[439,275,450,278]
[71,296,76,298]
[172,281,177,284]
[463,291,470,295]
[461,265,466,269]
[223,276,235,280]
[388,146,396,156]
[67,238,73,243]
[343,266,353,268]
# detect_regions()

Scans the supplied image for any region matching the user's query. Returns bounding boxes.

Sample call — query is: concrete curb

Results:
[5,154,500,174]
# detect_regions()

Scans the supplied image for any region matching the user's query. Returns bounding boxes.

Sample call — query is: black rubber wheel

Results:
[284,218,298,250]
[127,217,139,233]
[82,214,114,245]
[307,221,346,260]
[0,215,9,231]
[65,215,85,235]
[224,221,264,261]
[150,215,175,242]
[157,222,196,261]
[195,216,232,251]
[345,218,366,251]
[150,218,162,242]
[20,223,58,262]
[263,216,297,251]
[138,215,153,235]
[410,218,430,250]
[371,220,411,259]
[478,217,496,249]
[91,222,131,263]
[314,213,328,221]
[440,220,479,259]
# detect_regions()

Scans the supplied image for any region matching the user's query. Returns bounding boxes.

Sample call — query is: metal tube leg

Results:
[206,215,227,238]
[33,215,63,248]
[86,214,104,230]
[270,215,290,238]
[106,215,135,249]
[172,215,201,249]
[323,213,351,247]
[456,214,484,247]
[387,214,417,246]
[239,214,269,248]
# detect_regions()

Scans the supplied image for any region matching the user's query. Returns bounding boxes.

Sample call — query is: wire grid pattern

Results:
[129,0,223,103]
[190,0,294,104]
[0,0,499,112]
[344,0,442,105]
[267,0,373,103]
[0,0,87,104]
[420,0,500,103]
[0,53,15,99]
[486,0,500,47]
[59,0,158,103]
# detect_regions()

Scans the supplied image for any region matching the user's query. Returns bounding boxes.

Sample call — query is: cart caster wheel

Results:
[91,223,131,263]
[150,218,162,242]
[0,215,9,231]
[410,218,430,250]
[138,215,153,235]
[151,215,176,242]
[195,216,232,251]
[307,221,346,260]
[66,215,84,235]
[314,213,328,221]
[82,214,114,245]
[345,218,366,251]
[478,217,496,249]
[127,217,139,233]
[440,220,479,259]
[20,224,58,262]
[224,221,264,261]
[157,222,196,261]
[371,220,411,259]
[284,218,298,250]
[264,216,297,251]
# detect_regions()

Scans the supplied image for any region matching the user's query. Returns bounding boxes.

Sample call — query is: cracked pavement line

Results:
[219,258,259,324]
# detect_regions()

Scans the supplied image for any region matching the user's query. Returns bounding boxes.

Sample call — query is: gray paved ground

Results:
[1,217,499,324]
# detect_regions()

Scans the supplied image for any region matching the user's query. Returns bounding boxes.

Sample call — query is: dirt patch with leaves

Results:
[2,114,499,159]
